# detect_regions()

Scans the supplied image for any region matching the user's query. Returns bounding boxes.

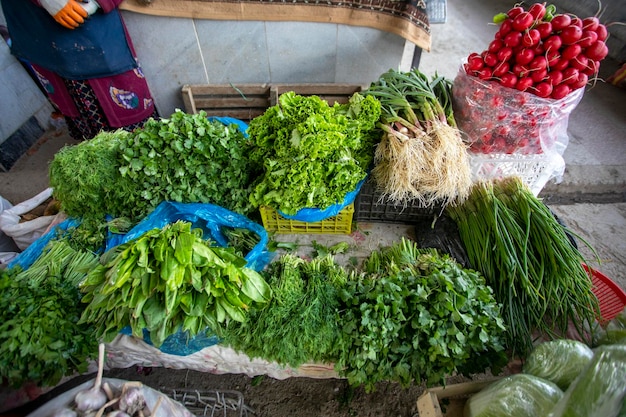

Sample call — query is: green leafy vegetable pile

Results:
[336,238,507,391]
[223,254,347,367]
[79,220,272,347]
[446,176,600,357]
[247,91,381,214]
[118,110,257,219]
[0,239,100,388]
[49,130,133,223]
[49,111,257,251]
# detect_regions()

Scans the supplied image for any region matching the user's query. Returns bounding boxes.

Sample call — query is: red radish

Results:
[516,76,534,91]
[513,63,531,78]
[578,30,599,48]
[570,16,583,27]
[483,51,499,67]
[522,29,541,47]
[516,48,535,65]
[500,72,518,88]
[551,83,571,99]
[504,31,523,47]
[529,55,548,72]
[477,67,493,80]
[571,54,589,71]
[552,58,570,71]
[546,49,561,67]
[533,82,553,98]
[531,68,548,83]
[499,18,514,37]
[488,39,505,53]
[493,61,510,77]
[582,16,600,31]
[550,14,572,31]
[560,25,583,44]
[497,46,514,62]
[570,72,589,89]
[547,70,564,85]
[532,43,545,56]
[595,24,608,41]
[467,54,485,71]
[513,12,534,31]
[528,2,547,20]
[507,6,525,19]
[543,35,563,52]
[583,59,600,76]
[562,67,580,84]
[585,40,608,61]
[536,22,553,39]
[561,44,582,61]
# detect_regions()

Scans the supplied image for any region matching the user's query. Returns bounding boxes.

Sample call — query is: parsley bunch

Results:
[336,238,508,391]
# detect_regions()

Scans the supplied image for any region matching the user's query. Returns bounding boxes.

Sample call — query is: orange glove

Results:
[40,0,88,29]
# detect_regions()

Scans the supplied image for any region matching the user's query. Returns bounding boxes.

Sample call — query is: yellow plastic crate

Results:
[260,204,354,234]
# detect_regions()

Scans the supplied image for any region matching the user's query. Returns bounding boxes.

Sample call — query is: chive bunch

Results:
[446,176,600,357]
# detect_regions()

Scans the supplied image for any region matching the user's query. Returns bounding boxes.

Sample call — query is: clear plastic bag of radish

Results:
[452,66,583,155]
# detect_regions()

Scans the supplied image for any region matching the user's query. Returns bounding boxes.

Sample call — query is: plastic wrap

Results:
[453,67,583,156]
[523,339,594,391]
[464,374,563,417]
[0,188,58,251]
[548,344,626,417]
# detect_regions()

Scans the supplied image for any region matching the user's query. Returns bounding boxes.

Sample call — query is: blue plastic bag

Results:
[107,200,273,271]
[278,177,365,222]
[7,218,80,271]
[208,116,249,138]
[105,201,274,355]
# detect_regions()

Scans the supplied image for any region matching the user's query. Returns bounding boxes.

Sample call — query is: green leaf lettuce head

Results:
[247,92,381,214]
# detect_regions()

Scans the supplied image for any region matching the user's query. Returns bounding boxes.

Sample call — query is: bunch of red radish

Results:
[463,2,609,100]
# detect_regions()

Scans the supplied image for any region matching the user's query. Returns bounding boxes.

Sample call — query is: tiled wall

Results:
[120,12,411,117]
[0,37,53,167]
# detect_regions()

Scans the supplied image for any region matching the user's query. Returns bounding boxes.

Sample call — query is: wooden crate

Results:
[181,83,271,121]
[270,83,364,106]
[416,379,501,417]
[181,83,364,121]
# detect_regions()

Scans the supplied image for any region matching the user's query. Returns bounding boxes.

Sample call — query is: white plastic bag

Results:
[26,377,197,417]
[0,188,57,251]
[0,196,20,263]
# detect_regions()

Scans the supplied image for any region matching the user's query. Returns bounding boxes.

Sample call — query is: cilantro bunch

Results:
[247,92,381,215]
[336,238,508,391]
[118,110,257,220]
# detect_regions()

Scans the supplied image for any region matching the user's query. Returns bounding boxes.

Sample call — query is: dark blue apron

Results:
[2,0,136,79]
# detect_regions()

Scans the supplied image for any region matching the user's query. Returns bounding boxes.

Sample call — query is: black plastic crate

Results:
[354,177,443,224]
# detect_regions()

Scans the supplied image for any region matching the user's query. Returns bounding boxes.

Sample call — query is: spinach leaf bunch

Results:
[336,238,508,391]
[247,91,381,215]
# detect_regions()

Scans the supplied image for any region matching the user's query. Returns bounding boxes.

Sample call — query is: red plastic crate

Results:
[585,264,626,325]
